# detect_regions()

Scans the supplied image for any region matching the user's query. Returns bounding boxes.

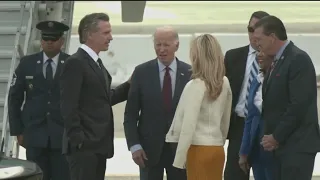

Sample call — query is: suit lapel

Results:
[53,52,66,82]
[151,59,163,105]
[172,58,189,106]
[238,46,250,86]
[35,52,45,81]
[78,48,109,96]
[264,42,293,95]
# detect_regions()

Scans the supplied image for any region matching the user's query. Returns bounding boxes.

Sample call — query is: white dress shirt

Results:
[235,45,257,117]
[254,73,264,112]
[43,52,59,78]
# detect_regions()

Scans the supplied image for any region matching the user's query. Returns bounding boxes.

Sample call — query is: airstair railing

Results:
[0,1,30,158]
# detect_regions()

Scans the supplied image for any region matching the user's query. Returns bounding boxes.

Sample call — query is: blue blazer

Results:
[239,76,262,158]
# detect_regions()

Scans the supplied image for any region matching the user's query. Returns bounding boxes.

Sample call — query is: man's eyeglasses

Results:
[247,26,254,33]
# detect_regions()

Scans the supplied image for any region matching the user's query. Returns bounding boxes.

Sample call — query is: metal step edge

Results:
[0,73,9,83]
[0,26,27,35]
[0,49,15,59]
[0,2,31,12]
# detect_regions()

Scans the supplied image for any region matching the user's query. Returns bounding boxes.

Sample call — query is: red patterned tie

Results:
[163,66,172,112]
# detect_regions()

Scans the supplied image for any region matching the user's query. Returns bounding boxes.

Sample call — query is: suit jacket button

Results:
[47,112,50,116]
[48,101,51,105]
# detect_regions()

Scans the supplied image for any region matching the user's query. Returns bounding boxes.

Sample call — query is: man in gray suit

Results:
[124,26,191,180]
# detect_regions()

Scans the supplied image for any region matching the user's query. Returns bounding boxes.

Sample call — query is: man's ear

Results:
[175,41,180,51]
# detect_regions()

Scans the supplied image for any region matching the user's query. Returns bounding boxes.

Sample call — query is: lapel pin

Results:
[37,60,40,64]
[181,73,184,76]
[61,60,64,64]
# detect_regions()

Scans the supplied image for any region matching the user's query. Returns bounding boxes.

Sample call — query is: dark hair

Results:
[248,11,270,25]
[78,13,110,44]
[254,15,288,41]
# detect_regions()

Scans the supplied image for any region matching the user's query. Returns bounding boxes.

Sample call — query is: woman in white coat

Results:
[166,34,232,180]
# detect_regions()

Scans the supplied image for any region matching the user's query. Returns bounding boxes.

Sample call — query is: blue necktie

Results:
[46,59,53,83]
[244,53,259,117]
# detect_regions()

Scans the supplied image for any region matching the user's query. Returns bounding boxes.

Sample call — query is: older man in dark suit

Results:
[60,13,130,180]
[254,15,320,180]
[124,26,190,180]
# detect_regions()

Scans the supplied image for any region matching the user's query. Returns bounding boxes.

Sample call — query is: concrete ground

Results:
[70,1,320,34]
[19,88,320,179]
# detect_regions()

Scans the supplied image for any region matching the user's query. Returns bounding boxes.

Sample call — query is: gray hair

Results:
[153,26,179,43]
[78,13,110,44]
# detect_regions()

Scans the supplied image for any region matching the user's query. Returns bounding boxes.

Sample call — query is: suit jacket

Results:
[225,45,250,138]
[8,51,69,149]
[123,58,191,166]
[60,48,130,157]
[239,76,262,157]
[262,42,320,155]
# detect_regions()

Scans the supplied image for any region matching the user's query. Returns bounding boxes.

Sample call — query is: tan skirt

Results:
[186,145,225,180]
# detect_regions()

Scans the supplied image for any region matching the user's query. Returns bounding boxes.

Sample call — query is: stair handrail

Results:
[23,1,36,55]
[1,1,28,157]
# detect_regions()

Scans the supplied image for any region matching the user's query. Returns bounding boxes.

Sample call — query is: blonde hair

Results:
[190,34,225,100]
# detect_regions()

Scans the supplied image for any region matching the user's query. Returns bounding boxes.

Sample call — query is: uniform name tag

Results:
[26,76,33,79]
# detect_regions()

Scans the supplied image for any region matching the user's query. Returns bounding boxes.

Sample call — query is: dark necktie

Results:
[97,58,103,69]
[162,66,172,112]
[97,58,110,90]
[46,59,53,83]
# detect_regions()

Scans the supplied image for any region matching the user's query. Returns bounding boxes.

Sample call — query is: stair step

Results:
[0,27,26,48]
[0,2,31,12]
[0,48,20,74]
[0,26,27,35]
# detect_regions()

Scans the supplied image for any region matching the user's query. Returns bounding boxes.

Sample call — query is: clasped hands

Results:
[260,134,279,151]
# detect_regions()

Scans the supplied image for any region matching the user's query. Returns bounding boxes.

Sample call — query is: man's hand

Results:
[261,134,278,151]
[239,155,250,174]
[132,149,148,168]
[16,135,24,147]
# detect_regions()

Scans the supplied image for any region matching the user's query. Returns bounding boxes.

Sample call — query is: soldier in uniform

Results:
[8,21,71,180]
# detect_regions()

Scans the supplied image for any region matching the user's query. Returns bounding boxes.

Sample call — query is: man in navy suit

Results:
[124,26,190,180]
[238,51,274,180]
[8,21,71,180]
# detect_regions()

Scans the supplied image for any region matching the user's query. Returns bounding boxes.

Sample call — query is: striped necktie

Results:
[244,52,259,117]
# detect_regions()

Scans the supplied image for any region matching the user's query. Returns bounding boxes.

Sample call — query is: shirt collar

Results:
[158,58,177,72]
[43,52,59,65]
[248,45,256,55]
[257,72,264,83]
[80,44,99,62]
[275,40,290,61]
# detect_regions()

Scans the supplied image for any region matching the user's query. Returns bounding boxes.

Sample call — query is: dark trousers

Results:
[26,146,70,180]
[140,143,187,180]
[274,152,316,180]
[224,116,249,180]
[66,151,107,180]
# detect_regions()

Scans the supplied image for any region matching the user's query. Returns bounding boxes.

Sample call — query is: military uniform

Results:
[8,21,70,180]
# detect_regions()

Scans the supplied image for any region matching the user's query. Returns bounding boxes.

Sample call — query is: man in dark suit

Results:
[254,15,320,180]
[8,21,71,180]
[224,11,270,180]
[60,13,130,180]
[123,26,190,180]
